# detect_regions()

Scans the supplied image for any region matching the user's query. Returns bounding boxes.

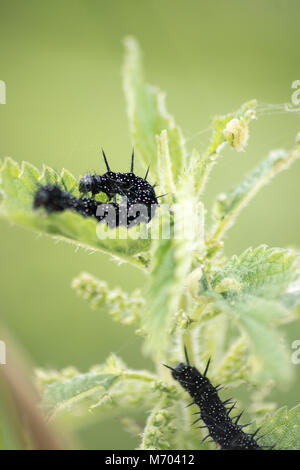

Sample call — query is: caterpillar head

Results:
[79,173,103,196]
[172,363,210,390]
[165,350,212,398]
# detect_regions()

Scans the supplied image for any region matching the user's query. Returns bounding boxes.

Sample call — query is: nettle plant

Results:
[1,37,300,450]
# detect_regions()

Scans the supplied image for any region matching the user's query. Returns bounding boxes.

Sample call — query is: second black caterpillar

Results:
[165,348,271,450]
[33,150,160,227]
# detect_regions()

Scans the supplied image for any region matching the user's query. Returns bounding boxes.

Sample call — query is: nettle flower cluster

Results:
[0,37,300,450]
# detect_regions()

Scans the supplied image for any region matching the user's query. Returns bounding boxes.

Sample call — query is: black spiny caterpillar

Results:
[79,149,159,212]
[33,182,117,223]
[165,348,272,450]
[33,149,162,227]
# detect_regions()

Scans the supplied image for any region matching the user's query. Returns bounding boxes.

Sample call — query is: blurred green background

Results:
[0,0,300,449]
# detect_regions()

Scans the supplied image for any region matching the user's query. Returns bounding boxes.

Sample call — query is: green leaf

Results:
[144,236,176,355]
[213,336,251,387]
[156,130,176,199]
[72,271,144,327]
[42,372,119,416]
[36,354,162,425]
[210,141,300,240]
[60,168,80,196]
[216,294,293,384]
[123,37,186,179]
[212,245,299,300]
[0,158,151,268]
[192,314,228,371]
[258,405,300,450]
[198,245,300,383]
